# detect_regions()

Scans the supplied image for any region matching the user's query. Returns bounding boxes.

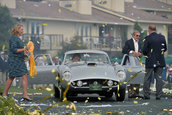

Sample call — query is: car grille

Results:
[71,79,119,88]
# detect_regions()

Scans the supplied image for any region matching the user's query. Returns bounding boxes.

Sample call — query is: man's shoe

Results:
[156,97,160,100]
[143,97,150,100]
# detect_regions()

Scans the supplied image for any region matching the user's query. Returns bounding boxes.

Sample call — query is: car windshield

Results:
[64,53,110,64]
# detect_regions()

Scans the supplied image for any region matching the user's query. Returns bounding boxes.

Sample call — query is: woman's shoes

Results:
[2,96,7,99]
[21,97,32,101]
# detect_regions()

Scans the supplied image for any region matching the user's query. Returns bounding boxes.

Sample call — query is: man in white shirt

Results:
[122,30,142,98]
[122,30,141,56]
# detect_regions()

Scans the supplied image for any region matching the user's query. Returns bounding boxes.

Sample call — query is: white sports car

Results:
[54,50,126,101]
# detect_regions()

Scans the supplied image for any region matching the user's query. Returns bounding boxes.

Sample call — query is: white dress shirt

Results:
[129,38,139,53]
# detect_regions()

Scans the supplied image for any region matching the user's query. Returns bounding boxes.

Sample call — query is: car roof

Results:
[65,50,108,55]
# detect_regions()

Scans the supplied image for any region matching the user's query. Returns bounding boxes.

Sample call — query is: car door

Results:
[121,54,145,84]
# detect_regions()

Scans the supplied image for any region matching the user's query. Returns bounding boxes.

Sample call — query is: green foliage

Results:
[0,85,52,115]
[164,83,172,90]
[0,96,28,115]
[134,22,147,48]
[59,36,87,55]
[134,22,142,32]
[0,85,52,95]
[0,5,15,51]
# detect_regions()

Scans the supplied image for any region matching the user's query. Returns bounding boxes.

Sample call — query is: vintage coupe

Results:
[54,50,127,101]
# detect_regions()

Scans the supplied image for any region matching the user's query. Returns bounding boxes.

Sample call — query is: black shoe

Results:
[21,97,32,101]
[156,97,160,100]
[143,96,150,100]
[136,95,144,98]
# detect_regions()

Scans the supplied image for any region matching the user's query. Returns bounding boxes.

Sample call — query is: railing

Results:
[79,36,122,51]
[22,34,122,51]
[22,34,64,50]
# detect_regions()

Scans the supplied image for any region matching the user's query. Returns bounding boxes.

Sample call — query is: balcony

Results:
[22,34,64,51]
[22,34,122,52]
[79,36,122,51]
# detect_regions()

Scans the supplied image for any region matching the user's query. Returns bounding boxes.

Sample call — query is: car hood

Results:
[69,64,119,82]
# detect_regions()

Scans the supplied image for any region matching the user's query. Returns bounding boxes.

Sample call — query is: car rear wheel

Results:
[54,85,59,98]
[115,84,126,101]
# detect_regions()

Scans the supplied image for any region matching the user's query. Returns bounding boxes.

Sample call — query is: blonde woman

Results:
[3,24,32,101]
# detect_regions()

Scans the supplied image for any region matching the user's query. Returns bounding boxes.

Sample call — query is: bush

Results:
[0,96,28,115]
[164,83,172,90]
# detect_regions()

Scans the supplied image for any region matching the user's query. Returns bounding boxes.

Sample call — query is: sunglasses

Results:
[135,35,140,37]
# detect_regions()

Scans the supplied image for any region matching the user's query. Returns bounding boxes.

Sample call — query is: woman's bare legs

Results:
[3,77,15,96]
[22,74,31,100]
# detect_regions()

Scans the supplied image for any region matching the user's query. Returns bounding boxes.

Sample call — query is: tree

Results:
[59,36,87,56]
[0,5,15,51]
[134,22,147,48]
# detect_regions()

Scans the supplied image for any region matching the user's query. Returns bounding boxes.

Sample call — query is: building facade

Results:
[1,0,172,57]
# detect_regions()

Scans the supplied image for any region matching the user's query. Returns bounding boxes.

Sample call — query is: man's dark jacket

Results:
[0,56,8,72]
[142,32,167,68]
[122,38,142,54]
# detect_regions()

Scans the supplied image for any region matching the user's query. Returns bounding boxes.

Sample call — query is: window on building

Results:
[36,23,40,35]
[31,22,35,35]
[81,24,83,37]
[76,23,79,36]
[26,21,29,34]
[85,24,88,37]
[99,26,104,37]
[90,25,92,37]
[42,24,45,34]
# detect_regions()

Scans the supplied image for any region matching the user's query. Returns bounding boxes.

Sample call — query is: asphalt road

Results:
[12,91,172,115]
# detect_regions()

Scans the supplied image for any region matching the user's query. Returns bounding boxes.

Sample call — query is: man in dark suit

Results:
[142,24,167,100]
[0,51,8,85]
[122,30,142,98]
[122,30,142,57]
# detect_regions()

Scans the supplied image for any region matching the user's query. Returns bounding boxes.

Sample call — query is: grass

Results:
[0,85,53,115]
[0,85,52,96]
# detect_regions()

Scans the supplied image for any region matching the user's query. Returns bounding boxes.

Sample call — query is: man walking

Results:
[0,51,8,85]
[142,24,167,100]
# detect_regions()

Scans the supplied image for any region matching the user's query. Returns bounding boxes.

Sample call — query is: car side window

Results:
[122,55,131,66]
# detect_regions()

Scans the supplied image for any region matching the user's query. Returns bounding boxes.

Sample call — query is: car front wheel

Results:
[115,84,126,101]
[54,85,59,98]
[59,87,64,101]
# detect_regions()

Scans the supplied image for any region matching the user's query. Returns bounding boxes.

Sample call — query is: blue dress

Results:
[8,35,28,77]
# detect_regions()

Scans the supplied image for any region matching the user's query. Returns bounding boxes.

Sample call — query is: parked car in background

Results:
[54,50,127,101]
[27,54,57,88]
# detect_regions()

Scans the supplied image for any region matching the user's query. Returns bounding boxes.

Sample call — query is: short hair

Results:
[148,24,156,31]
[11,24,23,35]
[132,30,140,36]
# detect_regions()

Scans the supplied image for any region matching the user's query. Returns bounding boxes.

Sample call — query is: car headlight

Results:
[77,80,83,87]
[63,71,71,81]
[117,70,126,82]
